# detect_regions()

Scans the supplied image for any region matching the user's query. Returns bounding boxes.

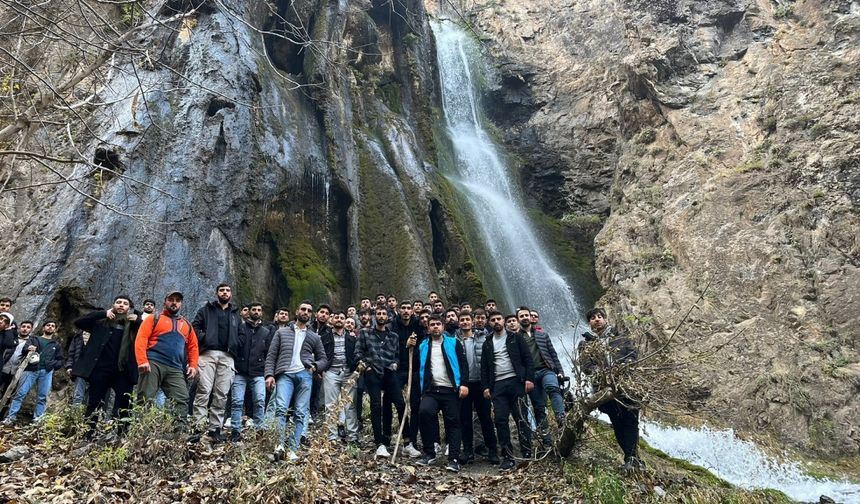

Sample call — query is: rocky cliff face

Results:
[0,0,484,328]
[463,0,859,458]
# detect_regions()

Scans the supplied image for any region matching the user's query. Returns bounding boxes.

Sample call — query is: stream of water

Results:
[431,17,860,504]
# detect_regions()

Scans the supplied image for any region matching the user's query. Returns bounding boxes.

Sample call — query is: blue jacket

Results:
[418,334,468,392]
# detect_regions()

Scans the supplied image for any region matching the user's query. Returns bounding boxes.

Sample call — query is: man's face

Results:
[332,313,346,329]
[0,301,10,312]
[399,304,413,319]
[387,297,397,309]
[418,313,430,328]
[485,301,496,312]
[433,301,444,313]
[43,322,57,335]
[589,313,607,332]
[217,286,232,303]
[530,311,539,325]
[428,293,439,303]
[344,318,356,332]
[249,306,263,321]
[316,308,331,324]
[445,311,458,325]
[360,299,372,310]
[375,309,388,326]
[413,301,423,312]
[376,295,386,306]
[458,316,473,331]
[360,312,371,326]
[489,315,504,332]
[18,323,32,337]
[240,307,250,319]
[165,295,182,314]
[461,303,472,312]
[0,317,8,331]
[517,310,531,329]
[505,318,520,333]
[475,314,486,329]
[113,298,130,315]
[347,307,357,317]
[296,304,313,324]
[143,301,155,314]
[428,319,443,337]
[276,310,290,323]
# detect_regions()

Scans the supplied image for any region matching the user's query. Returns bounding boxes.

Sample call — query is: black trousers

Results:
[86,367,135,424]
[460,381,497,454]
[384,370,420,443]
[599,399,640,460]
[418,387,461,461]
[364,368,404,445]
[492,377,532,458]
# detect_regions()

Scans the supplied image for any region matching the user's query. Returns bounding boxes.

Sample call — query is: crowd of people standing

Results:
[0,286,643,473]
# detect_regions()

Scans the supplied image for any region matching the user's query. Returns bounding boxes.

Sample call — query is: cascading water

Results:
[432,18,585,361]
[431,17,860,504]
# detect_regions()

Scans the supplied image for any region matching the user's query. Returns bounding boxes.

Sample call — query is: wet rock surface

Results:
[465,0,860,458]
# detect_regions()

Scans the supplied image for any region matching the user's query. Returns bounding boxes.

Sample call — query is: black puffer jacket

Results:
[480,330,535,392]
[72,310,141,381]
[235,320,274,377]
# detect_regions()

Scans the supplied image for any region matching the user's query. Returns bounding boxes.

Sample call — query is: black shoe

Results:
[417,453,438,466]
[187,431,203,443]
[461,452,475,465]
[487,451,500,465]
[521,449,533,459]
[621,456,645,472]
[230,430,242,443]
[207,429,225,443]
[301,436,310,447]
[499,458,515,471]
[475,444,488,457]
[446,459,461,473]
[337,425,346,439]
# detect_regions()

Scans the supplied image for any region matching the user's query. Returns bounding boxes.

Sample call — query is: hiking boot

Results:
[446,459,461,473]
[403,443,422,458]
[487,450,500,465]
[375,444,391,458]
[499,458,515,471]
[207,429,225,444]
[417,453,438,466]
[230,430,242,443]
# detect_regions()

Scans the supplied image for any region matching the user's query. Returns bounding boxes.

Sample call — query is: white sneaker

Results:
[403,443,422,458]
[287,450,300,462]
[375,444,391,458]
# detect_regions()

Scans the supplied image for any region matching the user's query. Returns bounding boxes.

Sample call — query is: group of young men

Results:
[0,287,642,473]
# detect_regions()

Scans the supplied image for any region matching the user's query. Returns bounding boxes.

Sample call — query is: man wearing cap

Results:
[4,320,65,423]
[191,283,240,442]
[135,291,199,423]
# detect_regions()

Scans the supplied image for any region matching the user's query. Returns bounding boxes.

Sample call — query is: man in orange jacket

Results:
[135,290,199,422]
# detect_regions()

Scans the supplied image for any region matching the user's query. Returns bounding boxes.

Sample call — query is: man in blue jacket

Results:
[414,315,469,473]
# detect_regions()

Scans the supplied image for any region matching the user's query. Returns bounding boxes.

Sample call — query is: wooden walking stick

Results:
[391,335,416,463]
[0,350,36,413]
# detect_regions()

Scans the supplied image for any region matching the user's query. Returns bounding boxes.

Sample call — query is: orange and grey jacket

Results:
[135,310,199,370]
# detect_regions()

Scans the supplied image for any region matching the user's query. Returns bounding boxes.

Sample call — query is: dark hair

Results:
[241,304,250,310]
[433,300,444,305]
[249,302,263,309]
[0,297,12,304]
[418,308,432,317]
[360,297,370,302]
[20,320,33,326]
[216,283,231,290]
[376,292,386,298]
[374,306,388,315]
[387,295,397,301]
[516,306,531,317]
[428,314,443,324]
[444,308,458,317]
[317,303,332,314]
[358,309,372,317]
[473,308,486,316]
[504,314,518,323]
[585,307,607,320]
[458,311,473,320]
[485,298,496,304]
[399,301,412,308]
[486,310,503,319]
[143,298,155,305]
[277,307,290,313]
[413,299,423,305]
[332,310,346,317]
[43,320,58,326]
[298,299,313,308]
[347,305,356,310]
[113,294,132,304]
[429,291,438,296]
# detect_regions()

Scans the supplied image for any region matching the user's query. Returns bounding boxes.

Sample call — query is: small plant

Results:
[583,466,626,504]
[90,445,129,471]
[736,158,765,173]
[635,127,657,145]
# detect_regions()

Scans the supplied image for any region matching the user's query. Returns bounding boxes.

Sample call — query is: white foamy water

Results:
[433,16,860,504]
[640,421,860,503]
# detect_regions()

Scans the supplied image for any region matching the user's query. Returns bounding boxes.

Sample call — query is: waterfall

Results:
[431,18,860,504]
[432,18,585,362]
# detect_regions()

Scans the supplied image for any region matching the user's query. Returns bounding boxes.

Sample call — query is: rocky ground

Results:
[0,407,795,503]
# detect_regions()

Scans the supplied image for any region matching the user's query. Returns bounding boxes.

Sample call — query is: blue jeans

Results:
[273,370,312,450]
[529,368,565,437]
[6,369,53,421]
[231,374,266,433]
[71,376,88,406]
